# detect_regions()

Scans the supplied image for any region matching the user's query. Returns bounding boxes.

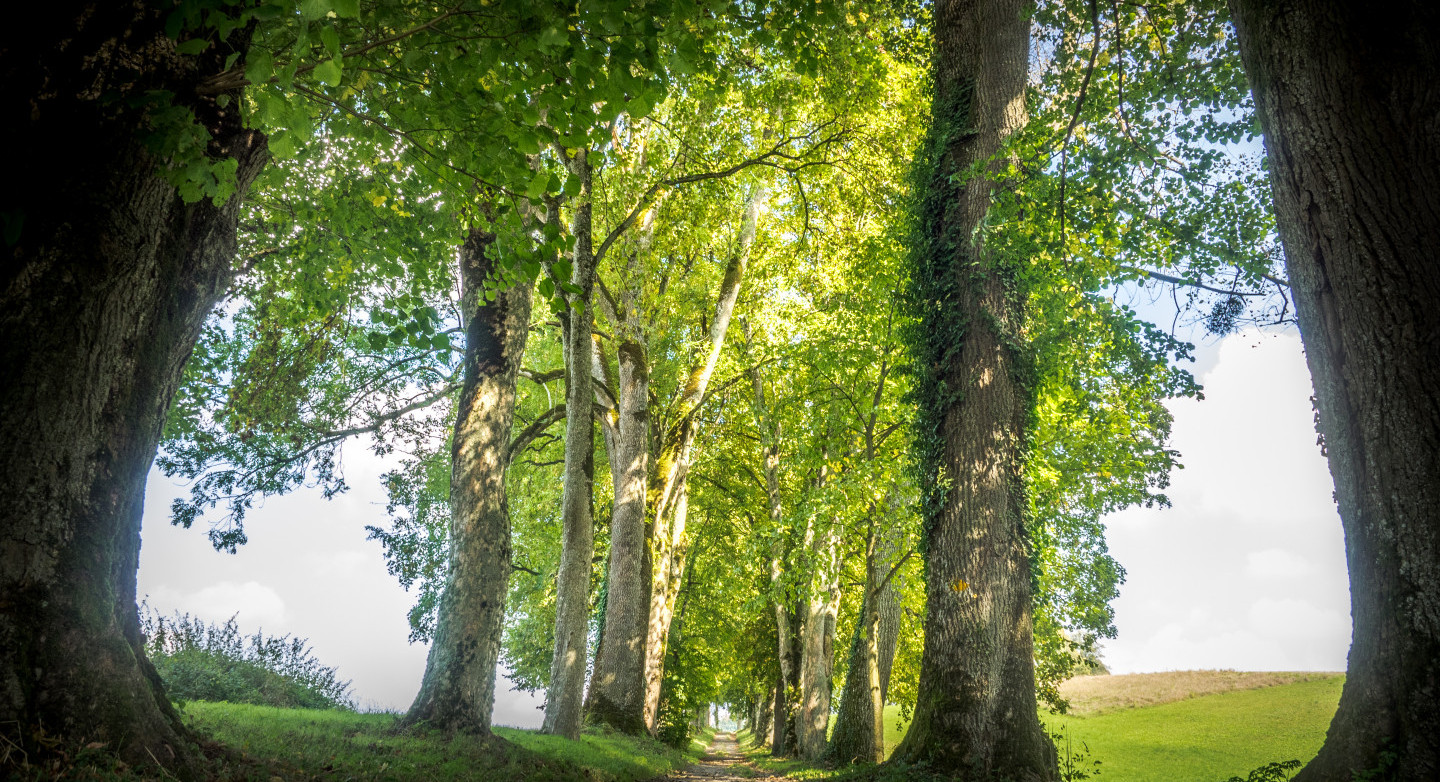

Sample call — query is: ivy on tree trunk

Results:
[890,0,1056,778]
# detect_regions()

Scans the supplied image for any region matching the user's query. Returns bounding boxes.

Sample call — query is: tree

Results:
[402,221,537,732]
[889,0,1057,777]
[542,149,598,739]
[1227,2,1440,778]
[0,3,267,774]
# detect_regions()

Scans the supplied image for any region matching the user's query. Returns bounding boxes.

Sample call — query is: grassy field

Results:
[745,671,1342,782]
[161,703,707,781]
[1039,675,1342,782]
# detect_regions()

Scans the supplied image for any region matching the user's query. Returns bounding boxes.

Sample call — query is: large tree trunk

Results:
[889,0,1054,778]
[0,5,264,776]
[642,181,769,732]
[587,213,657,734]
[587,339,651,732]
[796,515,842,761]
[745,335,800,757]
[543,150,598,739]
[1228,3,1440,779]
[830,520,904,764]
[402,225,533,733]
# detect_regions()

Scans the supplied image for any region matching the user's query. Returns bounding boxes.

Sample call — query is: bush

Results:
[140,604,353,710]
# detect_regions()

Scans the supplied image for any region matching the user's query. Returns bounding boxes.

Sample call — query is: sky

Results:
[135,324,1352,726]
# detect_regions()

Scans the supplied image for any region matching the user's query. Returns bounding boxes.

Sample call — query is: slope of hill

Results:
[880,671,1344,781]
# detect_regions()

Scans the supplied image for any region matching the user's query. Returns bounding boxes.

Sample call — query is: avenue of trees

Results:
[0,1,1434,780]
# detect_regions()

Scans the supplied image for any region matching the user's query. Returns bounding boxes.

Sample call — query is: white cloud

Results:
[176,581,287,628]
[1102,329,1351,674]
[1246,548,1314,579]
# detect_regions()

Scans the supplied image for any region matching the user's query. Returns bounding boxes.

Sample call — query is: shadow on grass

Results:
[2,702,694,781]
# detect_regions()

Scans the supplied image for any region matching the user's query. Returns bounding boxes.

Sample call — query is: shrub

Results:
[140,603,353,710]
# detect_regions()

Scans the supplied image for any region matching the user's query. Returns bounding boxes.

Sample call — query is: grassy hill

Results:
[165,703,711,782]
[879,671,1344,781]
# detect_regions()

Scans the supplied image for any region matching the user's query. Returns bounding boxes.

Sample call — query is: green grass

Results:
[745,675,1342,782]
[172,701,701,781]
[1038,676,1343,781]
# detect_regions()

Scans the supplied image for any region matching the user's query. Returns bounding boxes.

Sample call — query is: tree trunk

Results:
[402,225,533,733]
[831,580,886,765]
[744,315,797,759]
[543,150,598,739]
[0,5,264,775]
[889,0,1055,778]
[796,517,841,760]
[643,466,693,730]
[587,214,658,734]
[642,181,770,732]
[830,521,903,764]
[1228,3,1440,779]
[756,684,774,747]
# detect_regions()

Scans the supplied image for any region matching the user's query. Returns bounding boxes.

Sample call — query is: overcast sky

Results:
[136,323,1351,725]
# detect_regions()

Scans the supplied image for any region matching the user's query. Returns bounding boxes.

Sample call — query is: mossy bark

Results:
[889,0,1055,778]
[1229,2,1440,779]
[642,182,769,732]
[402,226,533,733]
[829,523,903,764]
[544,150,598,740]
[587,216,658,735]
[0,4,265,777]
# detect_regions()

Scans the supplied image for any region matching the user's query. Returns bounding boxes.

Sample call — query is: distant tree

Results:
[1229,1,1440,779]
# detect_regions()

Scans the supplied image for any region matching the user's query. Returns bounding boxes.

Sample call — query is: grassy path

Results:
[662,732,769,781]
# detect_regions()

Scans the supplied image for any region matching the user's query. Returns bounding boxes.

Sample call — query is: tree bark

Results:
[0,4,264,775]
[543,149,598,739]
[830,520,904,764]
[889,0,1055,778]
[756,683,775,747]
[642,180,770,732]
[587,213,658,734]
[746,328,800,757]
[796,514,841,761]
[401,225,533,733]
[1228,3,1440,779]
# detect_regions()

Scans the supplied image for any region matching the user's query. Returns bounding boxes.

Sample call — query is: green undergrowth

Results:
[175,702,701,781]
[10,703,712,781]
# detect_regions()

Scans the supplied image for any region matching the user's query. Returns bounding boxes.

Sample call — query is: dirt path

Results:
[661,731,770,780]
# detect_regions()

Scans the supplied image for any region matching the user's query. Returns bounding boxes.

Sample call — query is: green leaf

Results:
[526,171,549,200]
[627,95,654,119]
[268,131,297,159]
[538,277,555,298]
[300,0,332,22]
[245,50,274,86]
[332,0,360,18]
[320,26,341,57]
[314,57,343,87]
[176,38,210,56]
[562,175,582,197]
